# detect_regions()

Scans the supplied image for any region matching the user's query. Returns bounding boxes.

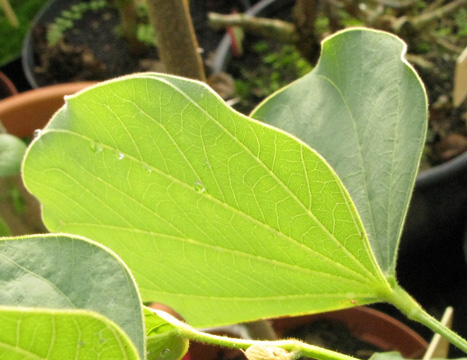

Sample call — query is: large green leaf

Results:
[252,28,427,276]
[0,307,140,359]
[23,72,391,327]
[0,234,145,359]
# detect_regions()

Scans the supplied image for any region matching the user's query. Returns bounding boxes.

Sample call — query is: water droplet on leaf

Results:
[143,164,152,174]
[194,180,205,193]
[90,141,103,153]
[203,160,211,169]
[115,151,124,160]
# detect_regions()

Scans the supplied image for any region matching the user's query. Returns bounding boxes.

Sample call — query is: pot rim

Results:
[0,82,94,137]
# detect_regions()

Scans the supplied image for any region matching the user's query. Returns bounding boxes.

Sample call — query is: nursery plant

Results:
[2,27,467,359]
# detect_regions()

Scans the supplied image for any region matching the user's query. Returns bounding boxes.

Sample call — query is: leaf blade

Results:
[0,307,140,359]
[0,234,145,359]
[23,73,391,327]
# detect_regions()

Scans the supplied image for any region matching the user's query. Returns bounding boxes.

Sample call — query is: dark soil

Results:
[30,0,247,87]
[225,1,467,169]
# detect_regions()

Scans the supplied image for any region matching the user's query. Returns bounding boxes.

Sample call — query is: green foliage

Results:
[137,23,157,47]
[0,134,27,177]
[47,0,108,46]
[235,41,312,112]
[144,308,189,360]
[0,0,49,66]
[5,27,466,358]
[0,217,11,236]
[0,234,146,358]
[0,234,188,360]
[0,307,140,359]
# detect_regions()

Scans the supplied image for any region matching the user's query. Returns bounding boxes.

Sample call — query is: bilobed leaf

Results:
[252,28,427,276]
[23,72,391,327]
[0,307,139,359]
[0,234,145,359]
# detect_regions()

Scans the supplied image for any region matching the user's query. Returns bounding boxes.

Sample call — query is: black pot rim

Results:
[416,150,467,189]
[21,0,64,89]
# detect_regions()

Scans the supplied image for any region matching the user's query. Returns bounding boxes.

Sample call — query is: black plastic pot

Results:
[22,0,79,89]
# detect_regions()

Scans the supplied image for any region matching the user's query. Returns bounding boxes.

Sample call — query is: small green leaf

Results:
[23,72,392,327]
[252,28,427,276]
[0,307,140,359]
[0,234,145,359]
[144,308,188,360]
[0,134,27,177]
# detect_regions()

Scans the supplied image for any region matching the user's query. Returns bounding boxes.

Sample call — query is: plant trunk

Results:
[146,0,206,82]
[208,13,297,44]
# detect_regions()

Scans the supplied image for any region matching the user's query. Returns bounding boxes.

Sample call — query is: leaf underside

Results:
[23,70,390,326]
[252,28,427,276]
[0,307,139,359]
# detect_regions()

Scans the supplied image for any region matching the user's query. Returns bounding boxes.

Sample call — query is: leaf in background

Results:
[252,28,427,276]
[23,72,391,327]
[0,234,145,359]
[0,134,27,177]
[144,308,188,360]
[0,307,140,359]
[0,217,11,236]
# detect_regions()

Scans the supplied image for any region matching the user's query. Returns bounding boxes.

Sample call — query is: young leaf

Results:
[144,308,189,360]
[0,307,140,359]
[0,234,145,359]
[252,28,427,276]
[23,72,391,327]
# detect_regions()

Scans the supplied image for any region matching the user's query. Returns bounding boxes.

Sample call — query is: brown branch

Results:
[411,0,467,31]
[146,0,206,81]
[208,12,298,44]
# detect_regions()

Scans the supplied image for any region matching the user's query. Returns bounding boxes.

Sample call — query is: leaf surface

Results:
[0,234,145,359]
[0,307,139,359]
[252,28,427,275]
[23,72,391,327]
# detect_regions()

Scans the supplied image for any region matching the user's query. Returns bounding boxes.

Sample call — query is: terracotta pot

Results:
[0,82,94,235]
[0,71,18,100]
[0,82,93,137]
[188,307,428,360]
